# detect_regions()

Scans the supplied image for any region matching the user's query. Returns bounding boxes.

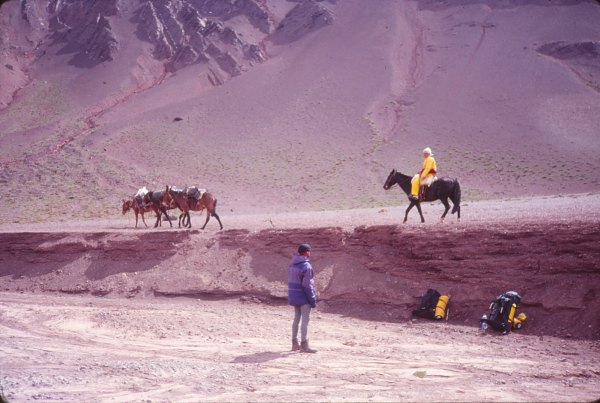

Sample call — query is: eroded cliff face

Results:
[48,0,120,67]
[131,0,274,75]
[0,220,599,340]
[0,0,335,108]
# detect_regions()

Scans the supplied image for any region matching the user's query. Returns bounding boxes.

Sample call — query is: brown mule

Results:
[122,198,155,228]
[163,186,223,230]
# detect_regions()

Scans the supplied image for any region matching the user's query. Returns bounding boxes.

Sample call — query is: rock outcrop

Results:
[48,0,119,67]
[270,0,334,45]
[0,0,335,109]
[537,41,600,93]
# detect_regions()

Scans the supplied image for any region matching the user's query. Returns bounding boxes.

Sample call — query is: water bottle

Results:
[480,314,489,330]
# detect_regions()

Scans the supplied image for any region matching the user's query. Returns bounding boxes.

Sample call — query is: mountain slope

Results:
[0,0,599,222]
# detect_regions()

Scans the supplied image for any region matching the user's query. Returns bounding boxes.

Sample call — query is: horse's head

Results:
[383,169,397,190]
[122,199,132,214]
[163,186,178,209]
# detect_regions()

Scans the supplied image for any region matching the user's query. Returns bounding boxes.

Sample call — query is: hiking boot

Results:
[292,339,300,351]
[300,340,317,353]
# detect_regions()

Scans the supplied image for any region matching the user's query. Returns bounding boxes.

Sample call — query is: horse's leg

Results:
[212,210,223,230]
[404,202,415,223]
[201,209,210,230]
[179,212,190,228]
[440,198,450,221]
[450,198,461,221]
[211,199,223,230]
[153,207,161,228]
[162,207,172,227]
[134,210,139,228]
[416,202,425,223]
[140,212,148,228]
[186,212,192,228]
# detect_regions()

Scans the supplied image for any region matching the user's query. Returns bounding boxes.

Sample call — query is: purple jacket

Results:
[287,253,317,307]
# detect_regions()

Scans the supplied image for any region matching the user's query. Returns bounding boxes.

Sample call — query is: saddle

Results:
[134,195,145,208]
[419,176,437,201]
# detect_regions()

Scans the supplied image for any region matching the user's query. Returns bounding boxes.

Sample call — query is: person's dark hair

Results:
[298,243,311,254]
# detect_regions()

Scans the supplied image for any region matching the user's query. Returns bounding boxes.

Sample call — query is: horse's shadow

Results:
[231,351,291,364]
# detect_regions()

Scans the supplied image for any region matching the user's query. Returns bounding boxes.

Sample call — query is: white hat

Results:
[423,147,433,155]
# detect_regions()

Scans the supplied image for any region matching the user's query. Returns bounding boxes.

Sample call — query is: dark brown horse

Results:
[383,169,461,223]
[123,191,174,228]
[164,186,223,230]
[143,190,174,228]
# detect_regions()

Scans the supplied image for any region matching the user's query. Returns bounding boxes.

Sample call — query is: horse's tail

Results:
[451,180,461,215]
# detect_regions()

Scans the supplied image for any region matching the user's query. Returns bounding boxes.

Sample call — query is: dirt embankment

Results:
[1,219,598,340]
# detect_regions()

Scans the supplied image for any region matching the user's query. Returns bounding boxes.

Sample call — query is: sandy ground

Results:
[1,292,599,403]
[1,195,600,402]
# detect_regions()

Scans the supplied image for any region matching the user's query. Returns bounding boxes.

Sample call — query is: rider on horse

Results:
[410,147,437,201]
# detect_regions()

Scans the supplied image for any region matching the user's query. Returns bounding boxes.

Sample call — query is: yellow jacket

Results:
[420,156,437,179]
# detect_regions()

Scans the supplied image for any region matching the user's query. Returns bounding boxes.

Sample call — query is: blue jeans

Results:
[292,304,311,342]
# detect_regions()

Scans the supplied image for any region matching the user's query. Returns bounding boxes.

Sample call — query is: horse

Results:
[143,190,174,228]
[163,185,223,230]
[383,169,461,223]
[122,198,155,228]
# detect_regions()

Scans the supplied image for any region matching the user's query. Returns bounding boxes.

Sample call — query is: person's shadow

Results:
[231,351,292,364]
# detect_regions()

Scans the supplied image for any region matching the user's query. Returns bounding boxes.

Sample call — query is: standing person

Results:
[410,147,437,201]
[288,243,317,353]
